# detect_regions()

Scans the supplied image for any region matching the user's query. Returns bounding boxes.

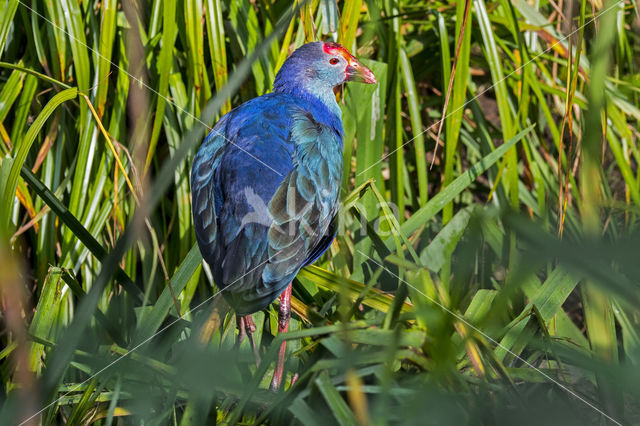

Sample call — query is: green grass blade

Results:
[28,267,63,375]
[204,0,230,114]
[315,371,357,426]
[399,47,428,206]
[0,0,19,57]
[145,0,177,172]
[1,87,77,235]
[134,244,202,343]
[94,0,117,117]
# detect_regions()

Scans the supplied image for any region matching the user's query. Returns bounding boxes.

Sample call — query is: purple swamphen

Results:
[191,42,376,390]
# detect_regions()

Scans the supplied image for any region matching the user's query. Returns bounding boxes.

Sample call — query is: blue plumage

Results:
[191,42,376,315]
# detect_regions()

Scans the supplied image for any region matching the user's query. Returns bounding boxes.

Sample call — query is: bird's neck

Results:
[274,81,342,122]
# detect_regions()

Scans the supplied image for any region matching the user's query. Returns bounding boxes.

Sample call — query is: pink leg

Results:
[270,283,292,391]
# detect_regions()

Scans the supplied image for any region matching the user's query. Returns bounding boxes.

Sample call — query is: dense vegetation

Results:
[0,0,639,424]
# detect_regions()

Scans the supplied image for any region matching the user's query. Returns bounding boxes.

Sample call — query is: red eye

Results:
[329,58,339,65]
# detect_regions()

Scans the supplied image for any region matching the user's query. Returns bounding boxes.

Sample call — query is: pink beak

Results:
[345,58,377,84]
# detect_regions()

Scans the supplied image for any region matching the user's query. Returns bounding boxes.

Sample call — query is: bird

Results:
[191,41,376,390]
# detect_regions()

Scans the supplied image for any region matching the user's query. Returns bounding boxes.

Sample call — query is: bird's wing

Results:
[191,96,341,314]
[191,115,230,266]
[262,107,342,285]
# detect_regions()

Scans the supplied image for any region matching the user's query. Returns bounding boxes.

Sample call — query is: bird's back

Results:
[191,93,343,314]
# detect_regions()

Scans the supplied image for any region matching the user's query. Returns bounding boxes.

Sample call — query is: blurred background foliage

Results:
[0,0,639,424]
